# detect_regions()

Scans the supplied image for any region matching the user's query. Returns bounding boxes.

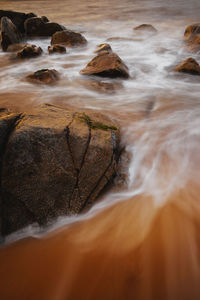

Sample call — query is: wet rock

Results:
[7,43,28,52]
[184,24,200,52]
[26,69,60,84]
[48,44,66,54]
[79,79,123,94]
[133,24,157,33]
[51,30,87,47]
[80,51,129,79]
[41,16,49,23]
[24,17,65,37]
[184,23,200,40]
[17,44,43,59]
[0,104,120,235]
[174,58,200,75]
[0,10,36,33]
[0,17,21,51]
[95,43,112,53]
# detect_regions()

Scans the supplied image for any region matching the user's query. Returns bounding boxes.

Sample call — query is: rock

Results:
[7,43,28,52]
[26,69,60,84]
[0,17,21,51]
[17,44,43,59]
[80,51,129,79]
[0,10,36,33]
[133,24,157,33]
[184,24,200,52]
[174,58,200,75]
[0,104,120,235]
[184,23,200,40]
[41,16,49,23]
[48,44,66,54]
[24,17,65,37]
[95,43,112,53]
[51,30,87,47]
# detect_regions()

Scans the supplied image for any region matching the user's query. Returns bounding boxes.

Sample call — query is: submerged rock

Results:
[133,24,157,33]
[80,51,129,79]
[51,30,87,47]
[0,104,120,235]
[48,44,66,54]
[24,17,65,37]
[0,10,36,33]
[0,17,21,51]
[7,43,28,52]
[174,58,200,75]
[17,44,43,58]
[26,69,60,84]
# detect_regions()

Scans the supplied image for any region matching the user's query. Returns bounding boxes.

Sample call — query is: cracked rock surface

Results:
[0,104,120,236]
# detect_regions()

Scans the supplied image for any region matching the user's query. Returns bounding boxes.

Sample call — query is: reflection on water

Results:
[1,0,200,299]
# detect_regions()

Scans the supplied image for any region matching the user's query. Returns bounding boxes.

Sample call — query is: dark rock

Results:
[0,10,36,33]
[51,30,87,47]
[24,17,65,37]
[133,24,157,33]
[0,17,21,51]
[17,44,43,59]
[48,44,66,54]
[95,43,112,53]
[174,57,200,75]
[80,51,129,79]
[0,104,120,235]
[26,69,60,84]
[41,16,49,23]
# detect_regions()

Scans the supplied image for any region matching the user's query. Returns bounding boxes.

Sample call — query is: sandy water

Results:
[1,0,200,299]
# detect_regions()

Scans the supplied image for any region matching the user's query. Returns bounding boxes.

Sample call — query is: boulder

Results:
[26,69,60,84]
[48,44,66,54]
[0,104,120,235]
[133,24,157,33]
[174,58,200,75]
[0,17,21,51]
[80,51,129,79]
[24,17,65,37]
[0,10,36,33]
[17,44,43,59]
[51,30,87,47]
[95,43,112,53]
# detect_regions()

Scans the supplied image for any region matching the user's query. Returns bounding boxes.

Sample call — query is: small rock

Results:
[17,44,43,59]
[0,17,21,51]
[95,43,112,53]
[184,24,200,52]
[24,17,65,37]
[184,23,200,40]
[174,58,200,75]
[48,44,66,54]
[133,24,157,33]
[51,30,87,47]
[7,43,28,52]
[26,69,60,84]
[80,51,129,79]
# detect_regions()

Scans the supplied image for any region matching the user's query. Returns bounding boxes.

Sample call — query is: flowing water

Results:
[1,0,200,299]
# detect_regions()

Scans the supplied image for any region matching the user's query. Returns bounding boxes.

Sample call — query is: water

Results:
[1,0,200,299]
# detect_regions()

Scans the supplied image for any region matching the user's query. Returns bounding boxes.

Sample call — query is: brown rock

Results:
[0,10,36,33]
[0,104,120,235]
[48,44,66,54]
[0,17,21,51]
[184,23,200,40]
[51,30,87,47]
[7,43,28,52]
[80,51,129,79]
[174,58,200,75]
[24,17,65,37]
[133,24,157,33]
[26,69,60,84]
[184,24,200,52]
[95,43,112,53]
[17,44,43,59]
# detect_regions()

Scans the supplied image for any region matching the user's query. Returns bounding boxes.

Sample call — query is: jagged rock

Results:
[26,69,60,84]
[51,30,87,47]
[174,58,200,75]
[80,51,129,79]
[24,17,65,37]
[0,10,36,33]
[17,44,43,59]
[95,43,112,53]
[0,104,120,235]
[48,44,66,54]
[133,24,157,33]
[0,17,21,51]
[7,43,28,52]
